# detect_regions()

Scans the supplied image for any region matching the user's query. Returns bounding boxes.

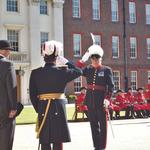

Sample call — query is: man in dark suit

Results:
[29,40,82,150]
[77,44,114,150]
[0,40,17,150]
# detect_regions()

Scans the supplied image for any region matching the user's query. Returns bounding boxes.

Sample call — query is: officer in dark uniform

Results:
[77,44,114,150]
[0,40,17,150]
[29,40,82,150]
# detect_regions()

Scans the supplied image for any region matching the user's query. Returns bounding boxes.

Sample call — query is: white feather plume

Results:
[90,33,96,44]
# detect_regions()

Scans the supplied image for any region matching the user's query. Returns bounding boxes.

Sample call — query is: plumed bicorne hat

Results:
[42,40,63,57]
[88,33,104,58]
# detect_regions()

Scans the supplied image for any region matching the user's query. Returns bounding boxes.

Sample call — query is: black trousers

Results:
[41,143,63,150]
[0,119,15,150]
[88,107,107,150]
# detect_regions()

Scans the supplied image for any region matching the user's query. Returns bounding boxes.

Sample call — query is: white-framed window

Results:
[145,4,150,25]
[73,34,81,57]
[148,71,150,81]
[147,38,150,59]
[148,71,150,78]
[93,34,101,45]
[7,0,18,12]
[129,2,136,23]
[40,32,49,53]
[111,0,118,22]
[92,0,100,20]
[113,71,120,91]
[41,32,49,43]
[130,37,137,59]
[112,36,119,58]
[130,71,137,90]
[74,77,82,93]
[72,0,80,18]
[40,0,48,15]
[7,29,19,51]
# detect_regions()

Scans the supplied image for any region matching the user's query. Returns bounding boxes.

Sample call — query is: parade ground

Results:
[13,118,150,150]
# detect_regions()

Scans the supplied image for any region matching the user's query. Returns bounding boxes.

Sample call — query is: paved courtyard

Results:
[13,118,150,150]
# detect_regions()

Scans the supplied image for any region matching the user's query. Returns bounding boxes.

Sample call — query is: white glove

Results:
[56,56,69,66]
[81,52,90,62]
[104,99,110,108]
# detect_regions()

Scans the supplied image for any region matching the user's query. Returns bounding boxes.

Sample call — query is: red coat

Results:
[115,94,129,110]
[135,92,150,110]
[146,83,150,90]
[125,92,141,111]
[76,93,88,111]
[144,90,150,99]
[106,98,120,111]
[125,92,134,103]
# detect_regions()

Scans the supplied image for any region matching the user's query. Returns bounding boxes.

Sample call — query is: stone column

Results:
[52,0,64,44]
[28,0,43,70]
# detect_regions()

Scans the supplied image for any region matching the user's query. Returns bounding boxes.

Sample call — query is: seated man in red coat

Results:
[114,89,131,119]
[76,87,88,118]
[135,87,150,117]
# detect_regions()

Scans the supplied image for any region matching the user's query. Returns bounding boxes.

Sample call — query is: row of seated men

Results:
[75,86,150,120]
[108,87,150,120]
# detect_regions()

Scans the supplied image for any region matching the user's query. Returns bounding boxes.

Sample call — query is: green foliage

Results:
[67,94,76,101]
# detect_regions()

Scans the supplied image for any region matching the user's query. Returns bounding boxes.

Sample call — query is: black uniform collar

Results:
[44,62,56,67]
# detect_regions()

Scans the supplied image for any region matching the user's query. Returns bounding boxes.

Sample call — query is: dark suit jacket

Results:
[0,55,17,122]
[29,62,82,143]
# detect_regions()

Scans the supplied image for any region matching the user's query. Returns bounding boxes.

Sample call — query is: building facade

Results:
[0,0,64,104]
[63,0,150,93]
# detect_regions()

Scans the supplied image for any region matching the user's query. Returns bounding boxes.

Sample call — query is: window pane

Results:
[146,4,150,25]
[130,37,137,58]
[40,0,48,15]
[7,30,19,51]
[41,32,49,54]
[112,36,119,58]
[113,71,120,91]
[111,0,118,22]
[73,34,81,56]
[147,38,150,59]
[93,34,101,45]
[129,2,136,23]
[92,0,100,20]
[72,0,80,18]
[148,71,150,80]
[74,77,81,93]
[7,0,18,12]
[130,71,137,90]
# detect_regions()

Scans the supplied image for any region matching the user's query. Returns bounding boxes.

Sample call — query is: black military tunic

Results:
[82,64,114,150]
[29,62,82,144]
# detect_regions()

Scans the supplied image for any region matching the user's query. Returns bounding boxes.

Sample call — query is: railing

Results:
[8,51,29,63]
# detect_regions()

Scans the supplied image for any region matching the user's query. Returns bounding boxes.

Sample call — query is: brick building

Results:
[63,0,150,94]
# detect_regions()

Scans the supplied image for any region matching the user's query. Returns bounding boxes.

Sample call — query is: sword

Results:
[104,99,115,138]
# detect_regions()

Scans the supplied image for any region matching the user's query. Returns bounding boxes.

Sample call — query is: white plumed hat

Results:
[88,44,104,57]
[42,40,63,57]
[88,33,104,57]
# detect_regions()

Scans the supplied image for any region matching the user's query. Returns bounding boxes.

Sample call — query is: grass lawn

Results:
[16,105,75,125]
[16,105,126,125]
